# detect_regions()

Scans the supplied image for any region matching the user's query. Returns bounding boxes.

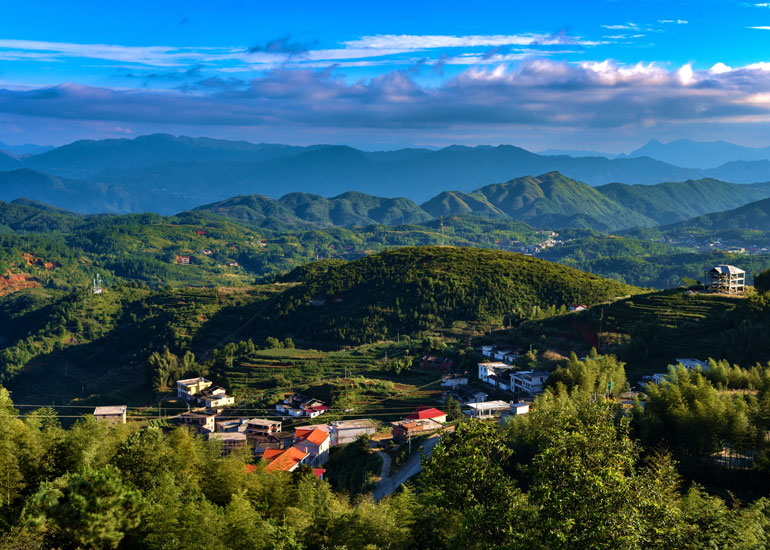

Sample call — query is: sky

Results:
[3,0,770,151]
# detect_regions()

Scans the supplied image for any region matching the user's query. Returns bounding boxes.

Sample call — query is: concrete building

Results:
[704,265,745,295]
[93,405,127,426]
[510,370,549,396]
[329,419,377,446]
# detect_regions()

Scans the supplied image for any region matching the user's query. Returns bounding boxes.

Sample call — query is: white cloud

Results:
[343,33,605,50]
[658,19,688,24]
[748,26,770,29]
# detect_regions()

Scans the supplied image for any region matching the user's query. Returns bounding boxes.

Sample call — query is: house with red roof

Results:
[406,406,447,424]
[293,427,331,466]
[262,447,309,473]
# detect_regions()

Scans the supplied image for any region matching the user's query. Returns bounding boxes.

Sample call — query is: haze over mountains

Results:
[3,134,770,216]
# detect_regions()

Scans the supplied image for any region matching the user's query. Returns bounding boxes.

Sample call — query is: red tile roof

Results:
[298,427,329,446]
[407,407,447,420]
[264,446,308,472]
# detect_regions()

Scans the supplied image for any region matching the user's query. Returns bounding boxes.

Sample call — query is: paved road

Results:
[375,450,391,481]
[373,434,442,502]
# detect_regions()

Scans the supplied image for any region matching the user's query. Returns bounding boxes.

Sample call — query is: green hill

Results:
[665,197,770,232]
[199,190,433,228]
[596,179,770,225]
[264,246,641,344]
[468,172,656,231]
[421,190,506,219]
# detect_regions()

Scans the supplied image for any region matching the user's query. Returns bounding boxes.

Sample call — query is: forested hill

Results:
[596,178,770,225]
[264,246,641,344]
[195,191,432,229]
[434,171,656,231]
[663,196,770,232]
[198,172,770,233]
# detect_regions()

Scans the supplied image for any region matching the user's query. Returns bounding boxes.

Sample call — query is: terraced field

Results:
[219,342,447,422]
[524,289,742,380]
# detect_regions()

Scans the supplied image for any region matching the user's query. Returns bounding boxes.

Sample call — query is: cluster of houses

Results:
[275,393,330,418]
[177,377,236,409]
[478,345,551,396]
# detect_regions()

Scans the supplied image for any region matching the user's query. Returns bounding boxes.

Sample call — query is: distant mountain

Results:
[664,197,770,232]
[0,141,54,156]
[624,139,770,169]
[0,169,138,213]
[539,148,616,159]
[595,179,770,225]
[25,134,318,178]
[80,141,708,206]
[704,160,770,184]
[0,150,22,172]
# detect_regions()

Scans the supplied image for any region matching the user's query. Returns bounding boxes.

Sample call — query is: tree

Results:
[754,268,770,293]
[23,466,142,549]
[445,395,463,422]
[421,420,530,549]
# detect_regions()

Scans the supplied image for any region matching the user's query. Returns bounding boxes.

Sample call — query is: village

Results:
[86,263,747,496]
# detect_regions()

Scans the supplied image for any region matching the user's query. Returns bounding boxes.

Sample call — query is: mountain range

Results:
[5,168,770,232]
[194,172,770,232]
[2,134,770,215]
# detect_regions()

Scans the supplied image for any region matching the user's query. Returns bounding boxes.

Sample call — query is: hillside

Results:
[596,179,770,225]
[420,190,506,218]
[264,246,641,344]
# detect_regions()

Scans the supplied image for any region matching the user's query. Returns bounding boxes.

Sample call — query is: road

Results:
[373,434,442,502]
[375,450,391,481]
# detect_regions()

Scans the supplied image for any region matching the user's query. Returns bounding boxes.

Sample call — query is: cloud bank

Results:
[3,60,770,135]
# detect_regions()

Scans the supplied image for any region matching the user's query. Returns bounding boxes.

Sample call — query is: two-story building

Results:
[510,370,549,396]
[293,427,331,466]
[177,377,212,401]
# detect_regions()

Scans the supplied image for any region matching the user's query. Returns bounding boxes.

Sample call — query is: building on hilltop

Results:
[704,265,745,295]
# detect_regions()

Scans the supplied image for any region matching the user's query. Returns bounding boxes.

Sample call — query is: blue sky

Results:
[2,0,770,151]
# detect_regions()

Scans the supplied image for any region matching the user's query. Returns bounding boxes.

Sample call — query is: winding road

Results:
[373,433,443,502]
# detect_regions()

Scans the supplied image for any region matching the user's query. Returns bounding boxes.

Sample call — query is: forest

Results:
[3,350,770,549]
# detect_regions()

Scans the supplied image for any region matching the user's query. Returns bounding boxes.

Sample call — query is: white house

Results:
[478,362,509,384]
[510,370,549,396]
[481,345,494,357]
